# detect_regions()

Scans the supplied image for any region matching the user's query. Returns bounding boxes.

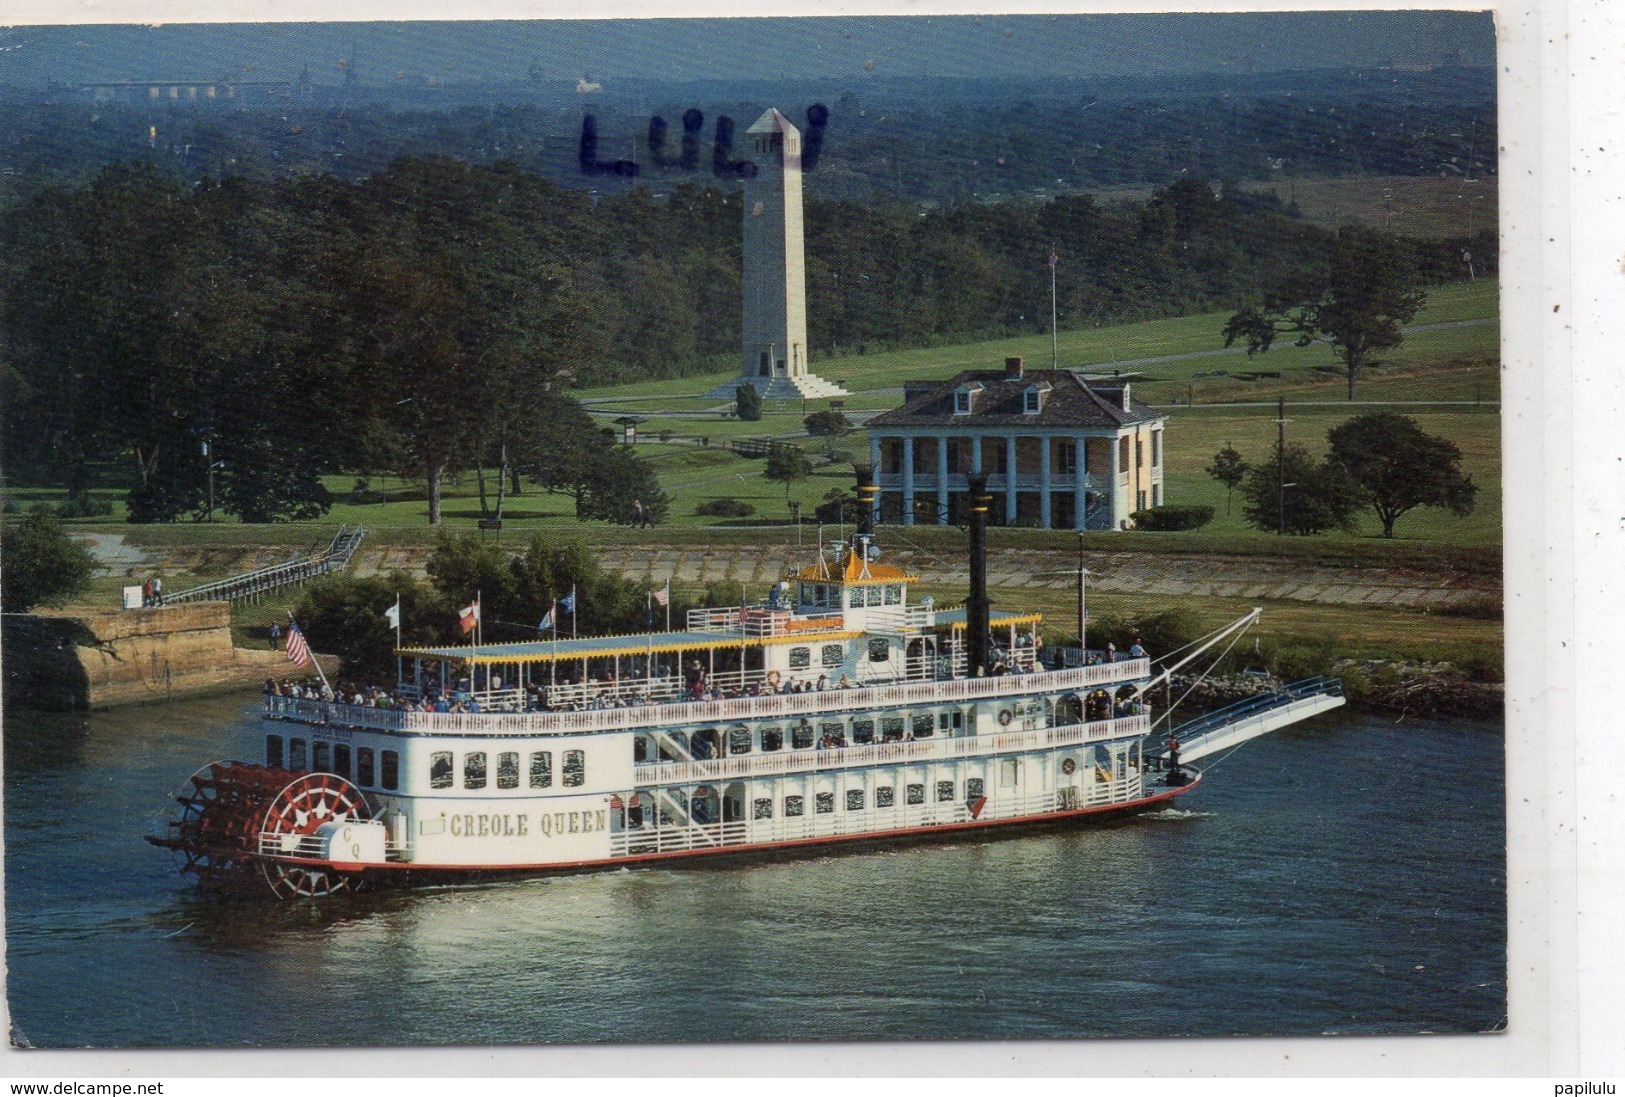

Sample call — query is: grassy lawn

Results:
[12,276,1500,554]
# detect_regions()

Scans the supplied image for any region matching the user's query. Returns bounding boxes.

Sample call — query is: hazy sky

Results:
[0,12,1495,86]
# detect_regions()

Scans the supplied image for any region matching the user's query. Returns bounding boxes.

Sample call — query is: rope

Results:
[1149,618,1255,735]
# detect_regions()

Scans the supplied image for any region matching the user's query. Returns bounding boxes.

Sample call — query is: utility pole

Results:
[1274,396,1287,536]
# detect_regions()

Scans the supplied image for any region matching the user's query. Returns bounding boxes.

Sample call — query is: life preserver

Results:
[1061,758,1077,775]
[766,670,783,688]
[998,709,1014,726]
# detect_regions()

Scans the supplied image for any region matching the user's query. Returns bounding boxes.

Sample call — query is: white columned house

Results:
[867,357,1167,530]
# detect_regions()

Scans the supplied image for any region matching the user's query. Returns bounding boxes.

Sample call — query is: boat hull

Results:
[253,771,1203,892]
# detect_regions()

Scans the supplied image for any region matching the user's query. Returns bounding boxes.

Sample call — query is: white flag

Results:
[383,597,401,630]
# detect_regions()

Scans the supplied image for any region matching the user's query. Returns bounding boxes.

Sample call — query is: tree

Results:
[763,444,812,504]
[216,435,334,523]
[803,410,853,436]
[735,384,762,422]
[1326,412,1477,537]
[1,510,96,612]
[1223,227,1426,400]
[1204,443,1249,516]
[1239,443,1362,536]
[576,449,669,526]
[815,487,864,525]
[294,574,455,683]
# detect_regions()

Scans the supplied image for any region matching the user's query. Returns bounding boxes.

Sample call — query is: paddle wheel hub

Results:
[149,761,376,899]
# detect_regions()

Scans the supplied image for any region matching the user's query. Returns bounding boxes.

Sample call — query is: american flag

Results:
[1049,247,1059,270]
[652,585,669,607]
[284,621,313,667]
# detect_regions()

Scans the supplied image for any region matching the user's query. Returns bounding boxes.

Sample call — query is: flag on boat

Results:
[382,597,400,630]
[459,599,480,635]
[283,622,313,668]
[968,795,988,819]
[539,603,555,632]
[560,591,576,614]
[652,585,669,607]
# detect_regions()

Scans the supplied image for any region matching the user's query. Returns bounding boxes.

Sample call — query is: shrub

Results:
[54,494,114,519]
[2,509,96,611]
[803,410,853,436]
[696,498,756,518]
[1131,504,1215,532]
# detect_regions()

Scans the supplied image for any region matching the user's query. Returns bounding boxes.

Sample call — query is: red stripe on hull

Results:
[262,776,1202,883]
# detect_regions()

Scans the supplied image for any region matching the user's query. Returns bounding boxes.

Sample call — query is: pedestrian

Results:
[1129,637,1148,659]
[151,576,162,603]
[269,621,282,650]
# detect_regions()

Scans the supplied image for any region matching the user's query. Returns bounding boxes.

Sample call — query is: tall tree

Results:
[1222,226,1426,400]
[1,510,96,612]
[763,444,812,505]
[1326,412,1477,538]
[1204,443,1249,516]
[1239,443,1362,536]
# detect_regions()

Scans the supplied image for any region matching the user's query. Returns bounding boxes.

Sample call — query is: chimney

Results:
[852,462,877,541]
[965,472,993,678]
[1121,383,1132,410]
[1005,356,1024,380]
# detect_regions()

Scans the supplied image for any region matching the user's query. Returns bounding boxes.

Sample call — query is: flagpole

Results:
[571,583,578,640]
[665,579,672,632]
[1050,244,1059,370]
[549,596,557,688]
[393,593,402,691]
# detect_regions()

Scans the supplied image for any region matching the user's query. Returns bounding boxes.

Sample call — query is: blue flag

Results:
[560,593,576,614]
[539,604,555,632]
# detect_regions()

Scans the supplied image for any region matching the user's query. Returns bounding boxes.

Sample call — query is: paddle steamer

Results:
[151,471,1345,898]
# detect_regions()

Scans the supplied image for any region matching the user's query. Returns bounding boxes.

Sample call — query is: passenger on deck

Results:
[1129,638,1148,659]
[1105,642,1118,663]
[816,674,830,691]
[837,674,854,689]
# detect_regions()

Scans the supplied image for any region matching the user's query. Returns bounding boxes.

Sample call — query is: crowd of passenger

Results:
[263,637,1147,716]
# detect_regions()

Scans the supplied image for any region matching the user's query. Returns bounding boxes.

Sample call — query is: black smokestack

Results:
[853,461,877,540]
[966,471,992,677]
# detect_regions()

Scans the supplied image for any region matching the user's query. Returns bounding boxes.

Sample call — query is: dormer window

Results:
[953,382,982,416]
[1022,382,1052,415]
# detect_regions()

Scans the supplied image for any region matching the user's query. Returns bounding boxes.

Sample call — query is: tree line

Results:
[0,157,1491,522]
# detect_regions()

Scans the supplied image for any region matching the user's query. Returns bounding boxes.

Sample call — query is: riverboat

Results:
[150,471,1346,898]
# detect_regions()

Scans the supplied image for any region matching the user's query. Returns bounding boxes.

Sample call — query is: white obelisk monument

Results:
[707,108,847,401]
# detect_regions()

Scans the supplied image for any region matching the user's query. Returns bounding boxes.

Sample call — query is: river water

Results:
[3,694,1504,1047]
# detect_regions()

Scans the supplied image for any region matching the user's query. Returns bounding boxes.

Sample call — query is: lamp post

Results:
[788,500,801,546]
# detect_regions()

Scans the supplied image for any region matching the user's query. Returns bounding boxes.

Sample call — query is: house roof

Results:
[868,369,1165,430]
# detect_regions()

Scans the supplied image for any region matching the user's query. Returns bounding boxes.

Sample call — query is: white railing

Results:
[255,832,411,861]
[605,780,1146,857]
[263,659,1151,738]
[640,714,1149,784]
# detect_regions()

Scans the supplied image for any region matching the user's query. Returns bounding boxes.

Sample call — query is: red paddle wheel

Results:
[149,761,376,899]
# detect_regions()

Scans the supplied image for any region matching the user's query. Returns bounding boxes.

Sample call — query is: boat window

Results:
[633,735,649,763]
[851,719,875,744]
[792,722,815,750]
[563,750,585,787]
[868,638,890,662]
[785,795,805,817]
[530,751,552,788]
[333,744,351,779]
[265,735,283,768]
[289,738,307,771]
[877,785,895,807]
[313,742,330,772]
[753,798,774,820]
[815,792,835,813]
[429,752,453,789]
[907,783,925,805]
[464,752,487,790]
[820,721,845,746]
[884,584,902,605]
[761,727,783,752]
[967,777,986,799]
[357,748,375,787]
[381,750,399,791]
[497,751,519,790]
[912,713,935,738]
[788,647,811,670]
[940,710,965,734]
[628,795,644,828]
[936,780,955,802]
[729,728,752,755]
[881,716,905,741]
[821,644,844,667]
[846,789,865,811]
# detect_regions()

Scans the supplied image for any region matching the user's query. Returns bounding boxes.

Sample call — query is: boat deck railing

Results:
[640,714,1150,784]
[264,658,1153,737]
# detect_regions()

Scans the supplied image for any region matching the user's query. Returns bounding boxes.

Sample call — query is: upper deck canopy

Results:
[797,549,918,586]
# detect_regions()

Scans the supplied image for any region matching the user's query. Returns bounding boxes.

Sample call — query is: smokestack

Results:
[965,472,993,678]
[1005,356,1024,380]
[852,461,877,541]
[1121,382,1132,410]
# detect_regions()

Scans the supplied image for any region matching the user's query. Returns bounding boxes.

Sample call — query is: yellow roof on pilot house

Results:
[797,546,918,586]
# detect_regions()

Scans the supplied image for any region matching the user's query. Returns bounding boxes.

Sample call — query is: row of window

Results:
[786,644,846,670]
[267,736,400,791]
[637,710,967,761]
[428,750,586,791]
[797,583,905,612]
[881,435,1163,477]
[753,778,986,819]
